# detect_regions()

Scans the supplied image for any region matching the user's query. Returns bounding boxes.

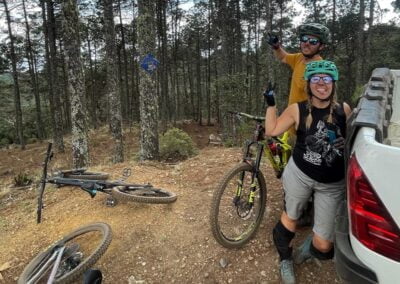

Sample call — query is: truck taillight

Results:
[347,155,400,262]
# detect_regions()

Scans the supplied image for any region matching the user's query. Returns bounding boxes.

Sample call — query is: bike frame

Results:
[37,143,152,223]
[231,111,292,207]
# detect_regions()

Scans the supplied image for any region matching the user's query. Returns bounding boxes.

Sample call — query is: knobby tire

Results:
[61,171,109,180]
[18,223,112,284]
[111,186,177,204]
[210,162,267,248]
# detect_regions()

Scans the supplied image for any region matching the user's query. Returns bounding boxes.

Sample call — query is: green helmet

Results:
[298,23,330,44]
[304,60,339,81]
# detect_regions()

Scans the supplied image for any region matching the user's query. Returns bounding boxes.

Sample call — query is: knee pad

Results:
[310,242,334,260]
[272,220,295,260]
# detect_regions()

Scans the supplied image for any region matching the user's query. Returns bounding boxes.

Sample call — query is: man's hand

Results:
[267,33,280,50]
[263,82,276,107]
[333,137,345,150]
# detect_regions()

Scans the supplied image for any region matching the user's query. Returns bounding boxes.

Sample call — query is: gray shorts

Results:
[281,158,345,241]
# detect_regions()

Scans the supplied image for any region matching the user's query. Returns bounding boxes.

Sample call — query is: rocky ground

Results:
[0,123,340,283]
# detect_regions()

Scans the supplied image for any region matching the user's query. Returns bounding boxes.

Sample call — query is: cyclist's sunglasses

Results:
[300,35,320,45]
[310,75,334,84]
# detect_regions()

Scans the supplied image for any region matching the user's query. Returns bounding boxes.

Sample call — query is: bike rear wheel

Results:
[18,223,112,284]
[210,162,267,248]
[111,186,177,204]
[61,170,109,180]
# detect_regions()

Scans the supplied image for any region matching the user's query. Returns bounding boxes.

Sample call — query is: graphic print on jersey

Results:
[303,120,342,167]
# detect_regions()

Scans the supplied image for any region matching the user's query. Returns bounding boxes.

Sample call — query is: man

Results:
[267,23,330,105]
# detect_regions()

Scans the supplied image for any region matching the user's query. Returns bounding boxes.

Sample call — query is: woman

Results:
[264,60,351,284]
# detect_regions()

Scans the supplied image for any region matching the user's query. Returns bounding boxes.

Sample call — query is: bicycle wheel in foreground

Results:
[210,162,267,248]
[18,223,112,284]
[111,186,177,204]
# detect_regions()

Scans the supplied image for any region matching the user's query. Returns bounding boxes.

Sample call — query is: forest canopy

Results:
[0,0,399,158]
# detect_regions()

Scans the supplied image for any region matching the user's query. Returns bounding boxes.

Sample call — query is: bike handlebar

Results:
[228,111,265,122]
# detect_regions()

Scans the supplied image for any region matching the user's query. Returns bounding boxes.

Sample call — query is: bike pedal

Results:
[105,196,117,207]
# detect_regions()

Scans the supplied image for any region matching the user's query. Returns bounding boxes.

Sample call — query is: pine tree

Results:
[62,0,90,168]
[137,0,159,160]
[3,0,25,150]
[103,0,124,163]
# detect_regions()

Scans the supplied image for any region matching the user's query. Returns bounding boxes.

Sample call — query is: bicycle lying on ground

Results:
[210,111,292,248]
[37,143,177,223]
[18,222,111,284]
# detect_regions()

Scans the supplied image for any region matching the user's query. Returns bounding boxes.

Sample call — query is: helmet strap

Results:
[301,43,324,58]
[301,47,320,59]
[311,93,332,102]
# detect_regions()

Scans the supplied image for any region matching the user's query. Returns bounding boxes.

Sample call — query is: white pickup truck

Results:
[335,68,400,283]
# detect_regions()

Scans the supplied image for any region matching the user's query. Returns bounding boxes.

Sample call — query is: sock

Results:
[272,220,295,261]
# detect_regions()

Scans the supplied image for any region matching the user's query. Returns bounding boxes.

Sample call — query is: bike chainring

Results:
[56,251,83,278]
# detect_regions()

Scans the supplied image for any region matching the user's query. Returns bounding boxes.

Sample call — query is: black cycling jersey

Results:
[292,100,347,183]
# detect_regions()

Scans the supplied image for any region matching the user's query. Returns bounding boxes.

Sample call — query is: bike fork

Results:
[233,143,264,207]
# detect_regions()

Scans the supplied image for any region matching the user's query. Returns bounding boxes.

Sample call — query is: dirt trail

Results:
[0,124,340,283]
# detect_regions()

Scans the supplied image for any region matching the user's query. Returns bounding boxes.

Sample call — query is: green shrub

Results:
[27,137,38,144]
[0,137,10,147]
[14,172,33,187]
[223,137,235,147]
[160,128,198,161]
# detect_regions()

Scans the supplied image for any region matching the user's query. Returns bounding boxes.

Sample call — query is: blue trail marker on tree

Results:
[140,53,160,75]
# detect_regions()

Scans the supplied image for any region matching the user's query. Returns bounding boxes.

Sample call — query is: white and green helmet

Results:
[304,60,339,81]
[298,23,330,44]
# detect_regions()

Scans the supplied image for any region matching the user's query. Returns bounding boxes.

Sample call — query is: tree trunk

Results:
[3,0,25,149]
[137,0,159,160]
[207,1,212,125]
[131,3,140,123]
[158,0,170,124]
[40,0,58,147]
[355,0,365,86]
[234,0,242,74]
[46,0,65,152]
[255,6,261,114]
[246,24,252,114]
[62,0,90,168]
[365,0,375,82]
[330,0,337,58]
[172,1,181,124]
[186,47,196,120]
[118,0,130,123]
[196,29,202,126]
[59,40,72,132]
[103,0,124,163]
[22,0,45,140]
[181,59,190,117]
[212,1,220,123]
[87,30,97,128]
[265,0,273,82]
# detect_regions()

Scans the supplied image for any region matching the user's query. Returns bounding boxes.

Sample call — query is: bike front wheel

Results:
[111,186,177,204]
[210,162,267,248]
[18,223,112,284]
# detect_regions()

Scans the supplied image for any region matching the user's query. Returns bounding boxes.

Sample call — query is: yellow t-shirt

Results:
[285,53,322,105]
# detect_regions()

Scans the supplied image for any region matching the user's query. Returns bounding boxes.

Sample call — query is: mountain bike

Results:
[210,111,292,248]
[37,143,178,223]
[18,222,112,284]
